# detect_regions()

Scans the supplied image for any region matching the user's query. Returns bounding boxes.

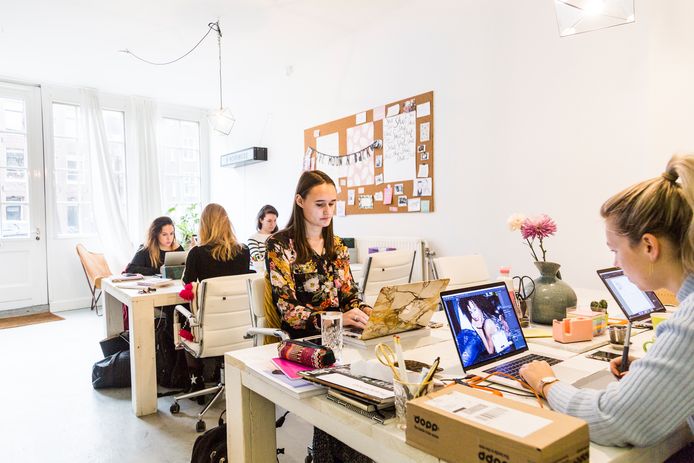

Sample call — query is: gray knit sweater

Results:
[548,274,694,447]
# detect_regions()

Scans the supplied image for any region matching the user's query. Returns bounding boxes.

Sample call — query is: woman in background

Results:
[126,216,183,275]
[520,154,694,457]
[247,204,278,272]
[181,203,254,398]
[183,203,253,284]
[265,170,372,463]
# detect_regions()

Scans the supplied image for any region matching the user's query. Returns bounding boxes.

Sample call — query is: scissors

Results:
[513,275,535,301]
[375,343,401,381]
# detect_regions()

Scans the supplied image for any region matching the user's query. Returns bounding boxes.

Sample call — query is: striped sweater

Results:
[548,274,694,447]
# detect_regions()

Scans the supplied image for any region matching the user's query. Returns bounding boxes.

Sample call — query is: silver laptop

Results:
[163,250,187,266]
[440,281,602,389]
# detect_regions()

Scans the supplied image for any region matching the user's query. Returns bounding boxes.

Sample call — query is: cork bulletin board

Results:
[303,91,434,215]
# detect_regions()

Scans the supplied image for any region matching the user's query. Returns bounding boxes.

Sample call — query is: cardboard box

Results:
[406,384,589,463]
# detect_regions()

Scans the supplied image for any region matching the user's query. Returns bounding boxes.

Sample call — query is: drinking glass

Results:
[321,312,343,363]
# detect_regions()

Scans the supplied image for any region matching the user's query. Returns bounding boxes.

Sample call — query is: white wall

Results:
[209,0,694,291]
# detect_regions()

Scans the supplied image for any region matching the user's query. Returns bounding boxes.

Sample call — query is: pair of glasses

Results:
[138,287,157,294]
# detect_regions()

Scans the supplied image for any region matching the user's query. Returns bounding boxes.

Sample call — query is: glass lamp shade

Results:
[555,0,634,37]
[208,107,235,135]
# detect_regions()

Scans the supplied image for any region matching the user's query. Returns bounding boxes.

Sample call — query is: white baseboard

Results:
[50,297,92,312]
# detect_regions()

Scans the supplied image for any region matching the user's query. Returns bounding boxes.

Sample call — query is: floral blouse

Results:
[265,231,364,338]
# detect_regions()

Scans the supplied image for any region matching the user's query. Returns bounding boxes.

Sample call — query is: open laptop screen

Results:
[440,282,528,370]
[596,267,665,321]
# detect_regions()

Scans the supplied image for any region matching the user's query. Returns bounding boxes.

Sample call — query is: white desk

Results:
[101,278,185,417]
[224,322,690,462]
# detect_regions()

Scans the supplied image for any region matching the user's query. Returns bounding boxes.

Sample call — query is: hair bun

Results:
[662,171,678,183]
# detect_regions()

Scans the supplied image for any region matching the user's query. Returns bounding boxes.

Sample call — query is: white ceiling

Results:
[0,0,404,108]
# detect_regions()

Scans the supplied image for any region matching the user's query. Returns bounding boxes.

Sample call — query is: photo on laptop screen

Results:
[596,267,665,321]
[440,282,528,369]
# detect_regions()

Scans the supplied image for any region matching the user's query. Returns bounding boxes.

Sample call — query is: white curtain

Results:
[81,89,133,272]
[131,97,163,235]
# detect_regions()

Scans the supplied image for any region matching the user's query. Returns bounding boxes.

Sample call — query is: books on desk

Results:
[137,277,173,288]
[111,273,144,282]
[325,390,396,425]
[299,365,395,405]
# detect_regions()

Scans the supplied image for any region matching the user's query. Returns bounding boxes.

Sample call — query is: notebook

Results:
[596,267,666,322]
[344,278,449,344]
[440,281,602,390]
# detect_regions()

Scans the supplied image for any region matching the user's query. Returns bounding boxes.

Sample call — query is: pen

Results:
[619,322,632,373]
[393,335,408,381]
[416,356,439,397]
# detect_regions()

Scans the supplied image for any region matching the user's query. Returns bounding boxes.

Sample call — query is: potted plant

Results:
[167,203,200,248]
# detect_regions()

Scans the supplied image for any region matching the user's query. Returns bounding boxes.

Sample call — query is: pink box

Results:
[567,309,607,336]
[552,318,594,343]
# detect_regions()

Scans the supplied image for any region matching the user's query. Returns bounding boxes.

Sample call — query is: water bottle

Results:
[498,267,521,319]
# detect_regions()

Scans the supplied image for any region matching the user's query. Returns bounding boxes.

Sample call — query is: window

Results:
[51,103,127,235]
[0,97,30,238]
[159,117,201,212]
[103,110,127,214]
[52,102,94,235]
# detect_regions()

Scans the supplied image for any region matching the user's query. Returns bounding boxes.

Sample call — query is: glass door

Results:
[0,83,48,312]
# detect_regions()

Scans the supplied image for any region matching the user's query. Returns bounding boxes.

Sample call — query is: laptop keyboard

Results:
[483,354,562,378]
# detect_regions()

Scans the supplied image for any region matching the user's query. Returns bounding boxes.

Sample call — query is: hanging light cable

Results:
[207,21,235,135]
[119,20,235,135]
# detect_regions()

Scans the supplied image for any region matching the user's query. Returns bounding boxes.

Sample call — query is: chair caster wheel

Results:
[170,402,180,414]
[196,420,206,433]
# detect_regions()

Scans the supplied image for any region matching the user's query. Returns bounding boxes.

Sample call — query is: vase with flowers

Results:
[508,213,577,325]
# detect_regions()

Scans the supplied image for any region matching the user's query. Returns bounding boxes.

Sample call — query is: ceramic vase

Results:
[529,261,577,325]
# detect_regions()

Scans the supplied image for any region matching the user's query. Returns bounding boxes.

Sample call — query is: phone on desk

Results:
[586,351,621,362]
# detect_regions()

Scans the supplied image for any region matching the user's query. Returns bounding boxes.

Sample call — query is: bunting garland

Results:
[305,139,382,169]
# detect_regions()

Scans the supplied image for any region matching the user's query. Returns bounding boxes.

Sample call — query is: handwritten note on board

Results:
[382,111,416,183]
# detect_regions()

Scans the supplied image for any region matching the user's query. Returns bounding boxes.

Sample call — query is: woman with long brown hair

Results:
[126,216,183,275]
[265,170,371,339]
[266,170,373,462]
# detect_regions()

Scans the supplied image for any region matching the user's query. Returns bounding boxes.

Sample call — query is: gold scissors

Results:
[375,343,401,381]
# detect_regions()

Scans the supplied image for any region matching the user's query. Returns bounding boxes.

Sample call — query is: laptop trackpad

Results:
[570,369,617,389]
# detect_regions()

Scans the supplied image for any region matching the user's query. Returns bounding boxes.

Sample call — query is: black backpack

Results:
[155,308,189,388]
[190,411,227,463]
[92,349,131,389]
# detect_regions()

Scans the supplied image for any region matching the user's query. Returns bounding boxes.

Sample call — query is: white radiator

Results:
[353,236,427,282]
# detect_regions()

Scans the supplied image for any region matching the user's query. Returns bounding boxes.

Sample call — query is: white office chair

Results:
[360,249,416,306]
[245,274,291,345]
[431,254,490,290]
[170,273,261,432]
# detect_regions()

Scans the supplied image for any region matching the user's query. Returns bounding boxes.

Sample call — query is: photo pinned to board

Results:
[420,152,429,161]
[420,122,430,142]
[386,104,400,118]
[336,201,346,217]
[375,173,384,185]
[358,195,374,209]
[347,189,355,206]
[394,183,404,195]
[408,198,421,212]
[397,196,408,207]
[421,200,431,213]
[375,155,383,168]
[339,178,347,186]
[417,144,426,153]
[403,98,416,113]
[413,178,432,197]
[416,101,430,118]
[417,164,429,178]
[374,191,384,202]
